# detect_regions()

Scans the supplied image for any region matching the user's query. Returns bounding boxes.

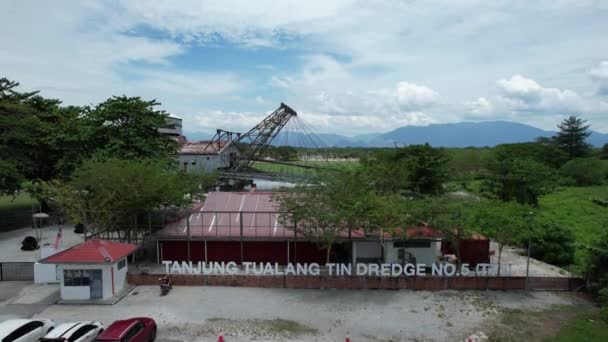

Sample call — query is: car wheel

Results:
[149,326,156,342]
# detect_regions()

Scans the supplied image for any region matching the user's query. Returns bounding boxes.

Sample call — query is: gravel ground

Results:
[0,282,592,342]
[489,242,571,277]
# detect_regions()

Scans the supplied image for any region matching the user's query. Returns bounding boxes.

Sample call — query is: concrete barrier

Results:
[127,272,583,291]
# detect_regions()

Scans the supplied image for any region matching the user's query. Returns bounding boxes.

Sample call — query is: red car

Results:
[94,318,156,342]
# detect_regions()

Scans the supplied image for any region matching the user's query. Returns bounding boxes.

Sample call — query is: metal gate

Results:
[0,262,34,281]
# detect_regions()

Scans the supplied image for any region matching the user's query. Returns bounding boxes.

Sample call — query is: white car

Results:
[0,319,54,342]
[41,321,104,342]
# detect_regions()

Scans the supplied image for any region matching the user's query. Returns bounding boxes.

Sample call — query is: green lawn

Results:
[549,311,608,342]
[0,193,38,210]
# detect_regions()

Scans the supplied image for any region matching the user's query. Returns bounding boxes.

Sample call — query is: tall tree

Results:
[555,115,592,159]
[363,143,450,195]
[85,96,178,160]
[50,158,214,242]
[470,201,534,276]
[483,151,558,206]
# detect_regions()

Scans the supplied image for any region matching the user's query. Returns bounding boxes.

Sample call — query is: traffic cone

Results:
[217,329,224,342]
[345,332,350,342]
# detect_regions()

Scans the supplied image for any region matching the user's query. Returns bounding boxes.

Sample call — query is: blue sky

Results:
[1,0,607,136]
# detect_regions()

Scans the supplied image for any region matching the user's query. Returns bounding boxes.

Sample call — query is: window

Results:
[3,321,44,342]
[69,325,96,342]
[190,159,196,165]
[63,269,91,286]
[123,323,144,342]
[393,240,431,248]
[117,259,126,270]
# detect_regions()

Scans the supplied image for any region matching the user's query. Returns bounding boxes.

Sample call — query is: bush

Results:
[529,222,576,266]
[600,287,608,323]
[560,158,608,186]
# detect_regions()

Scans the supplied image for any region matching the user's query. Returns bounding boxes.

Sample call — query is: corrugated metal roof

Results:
[159,192,367,239]
[178,141,227,155]
[40,239,138,264]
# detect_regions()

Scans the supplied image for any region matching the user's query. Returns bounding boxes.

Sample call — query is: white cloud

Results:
[1,1,608,134]
[395,82,438,110]
[590,61,608,95]
[465,97,494,117]
[496,75,584,113]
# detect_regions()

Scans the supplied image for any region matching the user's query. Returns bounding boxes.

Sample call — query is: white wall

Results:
[34,262,59,284]
[58,264,114,300]
[384,240,442,266]
[179,154,227,172]
[113,258,128,295]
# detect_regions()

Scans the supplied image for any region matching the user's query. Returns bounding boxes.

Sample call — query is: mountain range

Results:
[184,121,608,148]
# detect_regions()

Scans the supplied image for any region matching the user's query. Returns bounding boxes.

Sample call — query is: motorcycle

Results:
[159,275,172,296]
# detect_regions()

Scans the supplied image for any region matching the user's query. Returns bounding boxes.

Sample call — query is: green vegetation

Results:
[537,185,608,248]
[560,158,608,186]
[550,310,608,341]
[487,307,608,341]
[0,193,37,210]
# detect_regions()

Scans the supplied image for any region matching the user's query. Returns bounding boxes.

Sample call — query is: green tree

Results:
[274,184,343,264]
[274,169,409,263]
[600,144,608,160]
[0,79,88,195]
[555,115,592,159]
[497,141,569,169]
[470,201,534,276]
[560,158,608,186]
[363,143,450,195]
[528,221,576,266]
[483,153,558,206]
[408,197,475,267]
[85,96,178,160]
[50,158,215,242]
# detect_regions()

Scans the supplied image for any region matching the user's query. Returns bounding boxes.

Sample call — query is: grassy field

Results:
[537,185,608,267]
[0,193,38,210]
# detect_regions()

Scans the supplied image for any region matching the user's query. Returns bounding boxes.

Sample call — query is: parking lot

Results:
[0,280,593,341]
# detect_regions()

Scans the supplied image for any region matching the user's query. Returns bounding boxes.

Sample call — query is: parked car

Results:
[94,318,156,342]
[41,321,103,342]
[0,318,54,342]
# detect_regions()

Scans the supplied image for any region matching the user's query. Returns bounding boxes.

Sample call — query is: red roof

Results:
[383,226,444,239]
[40,239,138,264]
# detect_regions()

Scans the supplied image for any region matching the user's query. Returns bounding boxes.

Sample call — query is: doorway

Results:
[89,269,103,299]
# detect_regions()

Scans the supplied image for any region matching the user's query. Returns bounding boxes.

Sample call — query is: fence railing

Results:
[0,262,34,281]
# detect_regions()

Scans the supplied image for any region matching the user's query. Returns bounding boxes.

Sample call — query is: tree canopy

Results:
[555,115,592,159]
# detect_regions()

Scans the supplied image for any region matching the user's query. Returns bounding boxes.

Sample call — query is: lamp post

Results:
[525,211,534,291]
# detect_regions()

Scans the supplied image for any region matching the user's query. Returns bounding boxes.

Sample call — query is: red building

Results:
[156,192,490,266]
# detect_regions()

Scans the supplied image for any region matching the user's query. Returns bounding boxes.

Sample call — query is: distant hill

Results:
[185,121,608,148]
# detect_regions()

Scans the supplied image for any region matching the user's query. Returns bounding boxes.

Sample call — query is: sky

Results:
[1,0,607,137]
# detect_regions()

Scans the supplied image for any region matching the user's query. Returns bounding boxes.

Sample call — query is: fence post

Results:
[187,213,191,263]
[525,240,532,291]
[239,212,244,265]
